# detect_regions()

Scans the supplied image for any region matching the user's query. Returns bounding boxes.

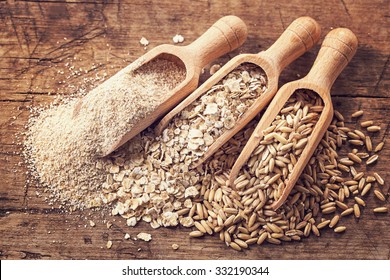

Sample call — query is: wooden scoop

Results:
[75,16,247,157]
[155,16,321,167]
[228,28,358,210]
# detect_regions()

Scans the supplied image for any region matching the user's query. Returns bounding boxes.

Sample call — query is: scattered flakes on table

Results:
[106,240,113,249]
[126,217,137,227]
[173,34,184,44]
[124,233,131,240]
[89,220,96,227]
[137,232,152,241]
[139,37,149,47]
[172,243,180,250]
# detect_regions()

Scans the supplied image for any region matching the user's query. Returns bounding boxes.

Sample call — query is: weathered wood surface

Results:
[0,0,389,260]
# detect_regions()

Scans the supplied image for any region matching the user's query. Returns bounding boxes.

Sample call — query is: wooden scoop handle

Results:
[185,15,248,68]
[262,16,321,74]
[303,28,358,92]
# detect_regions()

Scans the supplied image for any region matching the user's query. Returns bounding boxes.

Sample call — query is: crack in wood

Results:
[332,94,390,100]
[340,0,351,17]
[372,55,389,96]
[20,250,52,259]
[0,207,72,215]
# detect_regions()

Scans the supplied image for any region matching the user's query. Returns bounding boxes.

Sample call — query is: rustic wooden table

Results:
[0,0,389,260]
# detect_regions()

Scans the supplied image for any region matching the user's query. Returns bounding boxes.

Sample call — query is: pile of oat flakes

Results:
[106,63,267,229]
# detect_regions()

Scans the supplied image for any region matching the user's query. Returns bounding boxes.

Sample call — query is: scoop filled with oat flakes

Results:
[155,17,321,168]
[229,28,358,210]
[72,16,248,157]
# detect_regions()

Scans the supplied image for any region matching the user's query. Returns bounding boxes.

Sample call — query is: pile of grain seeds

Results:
[184,91,387,251]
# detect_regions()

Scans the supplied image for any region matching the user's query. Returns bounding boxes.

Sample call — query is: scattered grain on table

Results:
[137,232,152,242]
[140,37,149,47]
[173,34,184,44]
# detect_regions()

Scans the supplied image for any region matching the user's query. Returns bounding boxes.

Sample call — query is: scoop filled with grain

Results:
[229,28,358,210]
[155,16,321,168]
[72,15,248,157]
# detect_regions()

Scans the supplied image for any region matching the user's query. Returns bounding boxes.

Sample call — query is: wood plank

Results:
[0,0,388,97]
[0,0,389,260]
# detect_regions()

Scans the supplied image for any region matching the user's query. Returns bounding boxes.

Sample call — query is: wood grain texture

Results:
[0,0,389,260]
